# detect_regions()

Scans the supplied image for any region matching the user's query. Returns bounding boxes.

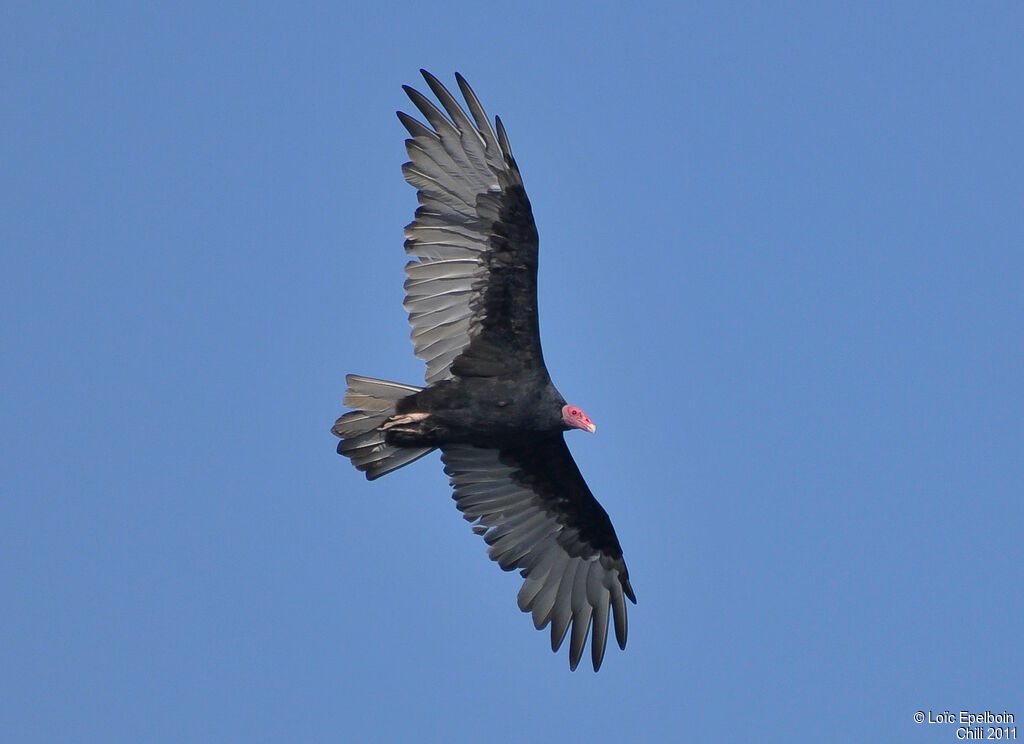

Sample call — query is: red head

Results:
[561,404,596,434]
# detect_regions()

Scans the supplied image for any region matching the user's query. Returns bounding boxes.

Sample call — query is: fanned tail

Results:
[332,374,434,480]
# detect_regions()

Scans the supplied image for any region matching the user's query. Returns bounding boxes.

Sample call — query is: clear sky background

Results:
[3,2,1021,742]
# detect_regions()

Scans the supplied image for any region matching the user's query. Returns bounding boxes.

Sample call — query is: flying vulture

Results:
[333,70,635,671]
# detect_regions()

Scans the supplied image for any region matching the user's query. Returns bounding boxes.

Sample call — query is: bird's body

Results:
[333,71,634,671]
[388,375,564,445]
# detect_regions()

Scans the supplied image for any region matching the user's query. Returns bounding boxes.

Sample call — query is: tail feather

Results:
[333,374,434,480]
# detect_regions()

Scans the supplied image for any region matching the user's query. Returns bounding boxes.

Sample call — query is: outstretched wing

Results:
[400,70,547,385]
[441,438,636,671]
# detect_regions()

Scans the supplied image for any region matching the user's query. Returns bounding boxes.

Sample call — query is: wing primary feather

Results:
[419,70,489,159]
[520,548,561,614]
[611,579,628,650]
[623,576,637,604]
[568,564,594,671]
[455,72,502,154]
[588,566,611,670]
[396,111,438,141]
[530,551,569,630]
[402,85,459,139]
[517,542,558,611]
[549,558,579,652]
[495,115,514,163]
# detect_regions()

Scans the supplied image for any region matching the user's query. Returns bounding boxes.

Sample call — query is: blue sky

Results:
[2,2,1022,742]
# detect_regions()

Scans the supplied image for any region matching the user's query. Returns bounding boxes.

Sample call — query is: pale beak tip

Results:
[587,423,597,434]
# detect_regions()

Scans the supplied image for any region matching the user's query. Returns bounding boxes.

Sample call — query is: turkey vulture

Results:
[333,70,635,671]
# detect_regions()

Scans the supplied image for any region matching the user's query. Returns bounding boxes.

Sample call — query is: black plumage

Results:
[333,71,634,671]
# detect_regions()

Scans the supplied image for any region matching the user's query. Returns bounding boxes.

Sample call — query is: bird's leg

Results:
[381,412,430,430]
[381,411,435,446]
